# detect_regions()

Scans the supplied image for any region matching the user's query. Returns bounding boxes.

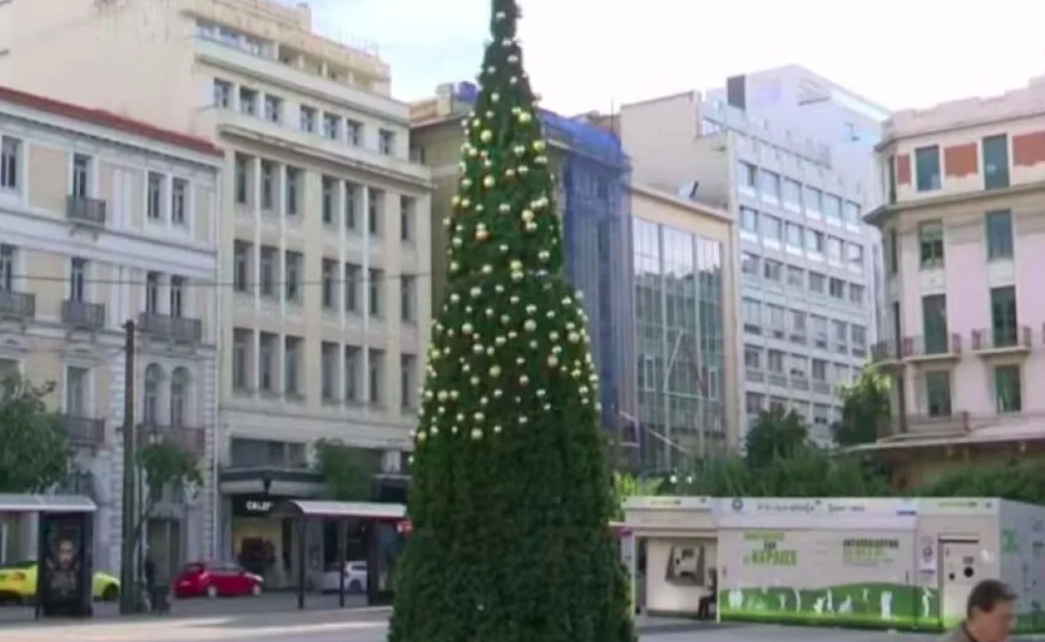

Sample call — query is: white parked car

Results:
[319,560,367,594]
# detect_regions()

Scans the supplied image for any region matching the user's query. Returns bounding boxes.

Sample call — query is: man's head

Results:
[966,579,1016,642]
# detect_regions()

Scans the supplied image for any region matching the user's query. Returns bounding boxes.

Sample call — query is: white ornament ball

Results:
[524,319,537,332]
[480,130,493,143]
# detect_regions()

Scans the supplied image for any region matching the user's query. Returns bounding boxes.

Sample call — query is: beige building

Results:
[0,85,222,576]
[1,0,432,565]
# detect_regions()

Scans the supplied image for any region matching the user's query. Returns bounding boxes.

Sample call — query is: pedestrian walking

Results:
[940,579,1015,642]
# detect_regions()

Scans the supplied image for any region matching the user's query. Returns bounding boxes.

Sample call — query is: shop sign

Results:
[742,530,797,566]
[232,497,275,517]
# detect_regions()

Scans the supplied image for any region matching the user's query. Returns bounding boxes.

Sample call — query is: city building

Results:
[0,85,222,577]
[629,184,737,466]
[857,76,1045,486]
[0,0,433,572]
[410,82,637,447]
[616,66,886,444]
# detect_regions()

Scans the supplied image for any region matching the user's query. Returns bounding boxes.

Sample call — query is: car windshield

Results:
[181,563,205,575]
[0,559,36,570]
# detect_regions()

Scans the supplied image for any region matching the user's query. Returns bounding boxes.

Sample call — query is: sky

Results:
[300,0,1045,117]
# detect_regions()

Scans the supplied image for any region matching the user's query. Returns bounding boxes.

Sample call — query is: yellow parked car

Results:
[0,559,121,604]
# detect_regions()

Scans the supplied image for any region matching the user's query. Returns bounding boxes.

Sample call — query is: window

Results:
[828,278,845,298]
[346,120,362,146]
[400,354,417,409]
[846,243,864,271]
[145,271,160,313]
[284,251,302,302]
[1,136,21,190]
[921,294,949,354]
[344,346,361,401]
[69,258,87,302]
[233,241,250,292]
[321,259,338,309]
[285,166,300,216]
[263,95,282,123]
[843,201,861,225]
[994,365,1022,413]
[804,186,822,213]
[985,209,1013,260]
[786,265,804,287]
[761,214,782,242]
[284,336,301,395]
[740,207,758,233]
[886,155,898,203]
[239,87,257,116]
[765,304,785,330]
[367,188,383,235]
[790,310,807,335]
[741,252,760,276]
[232,328,250,389]
[827,236,843,262]
[65,366,88,416]
[888,228,899,274]
[171,178,188,225]
[322,113,340,140]
[368,268,383,316]
[379,129,396,155]
[259,246,276,297]
[344,263,360,312]
[72,153,91,197]
[235,154,249,205]
[759,169,780,201]
[400,196,416,242]
[822,194,841,220]
[299,105,316,132]
[260,161,275,210]
[915,145,942,192]
[745,393,765,415]
[767,350,784,373]
[742,298,761,333]
[322,177,336,224]
[344,183,359,230]
[812,315,828,341]
[805,229,824,254]
[763,259,782,282]
[368,349,384,405]
[982,134,1010,190]
[918,221,944,268]
[851,325,866,347]
[990,286,1018,347]
[143,364,161,422]
[782,179,801,208]
[170,368,189,426]
[811,359,827,381]
[785,222,802,247]
[169,275,184,317]
[849,283,865,304]
[147,172,164,220]
[743,345,762,370]
[213,79,232,108]
[808,272,825,294]
[925,371,951,417]
[321,342,338,401]
[738,162,757,190]
[400,275,416,322]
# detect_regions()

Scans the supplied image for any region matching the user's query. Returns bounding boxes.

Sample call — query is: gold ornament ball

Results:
[533,140,546,152]
[480,130,493,143]
[483,176,495,188]
[518,112,532,123]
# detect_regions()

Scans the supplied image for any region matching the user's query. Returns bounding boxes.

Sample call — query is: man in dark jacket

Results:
[941,579,1015,642]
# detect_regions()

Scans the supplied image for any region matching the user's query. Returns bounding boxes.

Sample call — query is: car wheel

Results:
[206,585,218,599]
[251,584,262,597]
[347,581,362,594]
[101,585,120,602]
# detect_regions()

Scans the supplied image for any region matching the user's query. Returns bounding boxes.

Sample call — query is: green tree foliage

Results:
[314,439,381,501]
[388,2,634,642]
[612,473,665,518]
[134,441,202,539]
[682,451,890,498]
[832,365,891,447]
[916,459,1045,503]
[0,376,75,493]
[744,406,810,469]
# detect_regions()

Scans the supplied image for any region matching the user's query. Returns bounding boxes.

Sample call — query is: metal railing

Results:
[903,332,961,357]
[137,422,206,455]
[62,299,106,330]
[0,290,35,320]
[63,415,106,447]
[971,326,1031,351]
[66,194,107,225]
[138,313,203,344]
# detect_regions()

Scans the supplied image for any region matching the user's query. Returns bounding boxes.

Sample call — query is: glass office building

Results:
[632,217,726,469]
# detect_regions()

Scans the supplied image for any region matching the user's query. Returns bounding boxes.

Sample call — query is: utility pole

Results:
[119,320,136,614]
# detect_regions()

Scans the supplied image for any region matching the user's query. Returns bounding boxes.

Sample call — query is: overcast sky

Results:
[300,0,1045,116]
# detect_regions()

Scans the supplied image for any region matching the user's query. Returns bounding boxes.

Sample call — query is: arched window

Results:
[143,364,163,423]
[170,367,190,427]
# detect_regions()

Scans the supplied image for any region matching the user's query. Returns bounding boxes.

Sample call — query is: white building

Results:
[0,84,222,577]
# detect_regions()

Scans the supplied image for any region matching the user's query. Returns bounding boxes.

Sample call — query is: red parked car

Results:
[173,561,264,599]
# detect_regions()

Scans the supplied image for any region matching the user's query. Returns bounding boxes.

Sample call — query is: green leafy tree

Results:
[388,2,634,642]
[916,460,1045,503]
[744,406,810,469]
[134,441,202,542]
[682,451,890,497]
[832,365,891,447]
[314,439,381,501]
[0,376,75,493]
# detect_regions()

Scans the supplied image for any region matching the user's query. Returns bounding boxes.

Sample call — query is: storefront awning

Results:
[279,499,406,520]
[0,493,96,513]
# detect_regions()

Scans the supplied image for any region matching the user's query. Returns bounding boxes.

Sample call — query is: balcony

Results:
[138,312,203,344]
[63,414,106,447]
[0,290,35,322]
[766,372,787,387]
[811,380,832,395]
[790,375,809,391]
[66,195,107,226]
[61,299,106,331]
[971,326,1032,357]
[871,340,903,367]
[745,369,765,383]
[903,333,961,362]
[137,422,206,455]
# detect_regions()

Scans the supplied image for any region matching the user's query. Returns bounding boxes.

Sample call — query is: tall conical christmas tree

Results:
[387,1,635,642]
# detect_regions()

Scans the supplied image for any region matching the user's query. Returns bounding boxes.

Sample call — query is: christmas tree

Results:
[386,1,636,642]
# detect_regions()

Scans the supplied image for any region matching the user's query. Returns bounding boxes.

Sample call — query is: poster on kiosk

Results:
[36,513,93,618]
